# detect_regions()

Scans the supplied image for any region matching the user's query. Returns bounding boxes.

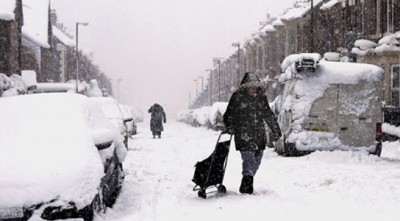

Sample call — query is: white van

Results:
[274,53,384,156]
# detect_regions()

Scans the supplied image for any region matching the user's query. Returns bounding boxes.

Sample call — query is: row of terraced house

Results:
[0,0,112,93]
[192,0,400,109]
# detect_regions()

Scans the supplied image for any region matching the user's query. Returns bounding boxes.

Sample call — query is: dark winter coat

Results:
[223,73,281,151]
[148,103,166,133]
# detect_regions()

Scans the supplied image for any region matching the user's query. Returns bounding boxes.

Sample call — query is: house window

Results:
[392,65,400,107]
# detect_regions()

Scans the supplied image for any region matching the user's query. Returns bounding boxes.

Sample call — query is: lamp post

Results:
[206,69,212,105]
[194,79,198,97]
[189,92,192,108]
[213,57,223,101]
[198,76,204,92]
[232,42,240,86]
[75,22,89,93]
[117,78,122,101]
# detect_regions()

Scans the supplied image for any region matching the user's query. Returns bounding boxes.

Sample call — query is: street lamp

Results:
[232,42,241,86]
[117,78,122,101]
[198,76,204,92]
[75,22,89,93]
[189,92,192,108]
[213,57,224,101]
[194,79,198,97]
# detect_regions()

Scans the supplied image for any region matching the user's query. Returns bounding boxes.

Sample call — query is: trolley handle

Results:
[217,131,233,143]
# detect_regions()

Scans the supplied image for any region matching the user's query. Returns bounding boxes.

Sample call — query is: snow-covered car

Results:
[0,93,127,221]
[210,102,228,131]
[90,97,133,148]
[119,104,137,136]
[274,53,384,156]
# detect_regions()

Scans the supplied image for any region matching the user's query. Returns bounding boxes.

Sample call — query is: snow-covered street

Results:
[98,119,400,221]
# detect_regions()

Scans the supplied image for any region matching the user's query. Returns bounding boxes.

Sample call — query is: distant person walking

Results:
[223,72,281,194]
[148,103,166,138]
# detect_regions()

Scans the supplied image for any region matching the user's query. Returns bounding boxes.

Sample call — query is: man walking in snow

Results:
[223,72,281,194]
[148,103,167,138]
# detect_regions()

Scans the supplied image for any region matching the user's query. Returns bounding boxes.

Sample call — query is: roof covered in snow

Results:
[262,24,276,33]
[320,0,339,11]
[281,0,324,21]
[52,25,75,47]
[0,0,15,21]
[22,0,50,48]
[272,18,284,27]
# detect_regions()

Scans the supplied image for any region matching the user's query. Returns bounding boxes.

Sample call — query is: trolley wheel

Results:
[198,189,207,199]
[217,185,226,193]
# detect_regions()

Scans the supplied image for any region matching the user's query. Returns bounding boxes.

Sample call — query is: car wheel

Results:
[370,141,382,157]
[275,136,300,157]
[104,163,124,208]
[274,136,286,156]
[80,193,105,221]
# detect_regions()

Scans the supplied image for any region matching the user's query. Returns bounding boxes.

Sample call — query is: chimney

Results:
[50,9,57,25]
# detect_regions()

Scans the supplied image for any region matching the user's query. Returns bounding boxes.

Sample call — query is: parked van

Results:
[274,53,384,156]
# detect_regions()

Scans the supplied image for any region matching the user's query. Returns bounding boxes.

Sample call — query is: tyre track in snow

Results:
[97,120,222,221]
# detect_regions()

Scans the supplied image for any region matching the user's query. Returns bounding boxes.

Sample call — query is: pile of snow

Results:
[192,106,212,126]
[0,73,27,97]
[176,109,195,125]
[279,53,321,82]
[86,79,103,97]
[323,52,341,62]
[209,102,228,124]
[352,32,400,56]
[177,103,228,129]
[383,123,400,137]
[0,0,16,21]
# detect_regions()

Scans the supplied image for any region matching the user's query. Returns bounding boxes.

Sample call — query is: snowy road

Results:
[97,120,400,221]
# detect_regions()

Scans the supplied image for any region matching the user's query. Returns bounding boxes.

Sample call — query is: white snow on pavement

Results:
[97,120,400,221]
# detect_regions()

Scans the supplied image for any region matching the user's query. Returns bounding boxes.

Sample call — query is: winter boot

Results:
[239,176,254,194]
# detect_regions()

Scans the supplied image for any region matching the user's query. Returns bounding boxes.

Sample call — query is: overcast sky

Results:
[51,0,296,118]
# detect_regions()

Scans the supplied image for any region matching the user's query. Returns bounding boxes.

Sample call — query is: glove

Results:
[164,120,166,123]
[273,132,282,142]
[225,128,234,135]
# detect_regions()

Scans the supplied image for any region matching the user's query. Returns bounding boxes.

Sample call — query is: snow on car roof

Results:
[0,93,104,209]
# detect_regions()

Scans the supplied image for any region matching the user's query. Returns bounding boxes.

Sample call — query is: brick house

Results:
[21,0,61,83]
[0,0,23,76]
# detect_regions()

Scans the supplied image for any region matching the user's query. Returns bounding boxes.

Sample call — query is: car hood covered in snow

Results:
[0,94,105,209]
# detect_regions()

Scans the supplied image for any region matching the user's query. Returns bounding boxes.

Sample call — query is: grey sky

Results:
[52,0,295,118]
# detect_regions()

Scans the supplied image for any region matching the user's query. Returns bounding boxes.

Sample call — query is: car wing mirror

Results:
[124,118,133,123]
[95,141,113,150]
